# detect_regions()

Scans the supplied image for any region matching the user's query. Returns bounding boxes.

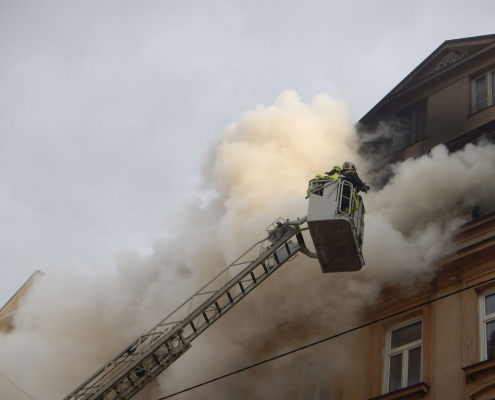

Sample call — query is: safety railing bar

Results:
[195,290,220,296]
[230,260,255,266]
[77,383,103,390]
[157,321,182,327]
[309,178,339,194]
[108,360,137,365]
[154,238,266,326]
[140,332,164,338]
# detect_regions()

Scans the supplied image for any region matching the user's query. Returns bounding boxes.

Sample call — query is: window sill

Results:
[463,358,495,382]
[469,103,495,117]
[394,137,428,154]
[369,383,429,400]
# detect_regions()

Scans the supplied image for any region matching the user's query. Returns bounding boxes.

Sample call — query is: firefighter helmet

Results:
[342,161,356,171]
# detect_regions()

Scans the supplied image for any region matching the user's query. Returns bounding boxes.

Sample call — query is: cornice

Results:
[360,40,495,126]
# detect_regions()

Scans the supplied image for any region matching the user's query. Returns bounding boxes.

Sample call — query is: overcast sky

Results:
[1,0,495,306]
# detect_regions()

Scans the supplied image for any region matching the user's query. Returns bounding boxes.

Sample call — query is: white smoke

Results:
[1,90,494,399]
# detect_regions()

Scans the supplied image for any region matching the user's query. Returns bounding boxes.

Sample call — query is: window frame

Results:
[479,288,495,361]
[395,105,428,151]
[471,69,495,113]
[383,317,423,393]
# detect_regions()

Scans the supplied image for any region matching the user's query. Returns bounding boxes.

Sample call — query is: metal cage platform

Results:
[307,178,365,273]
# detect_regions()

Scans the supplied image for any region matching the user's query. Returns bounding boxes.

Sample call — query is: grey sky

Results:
[1,0,494,306]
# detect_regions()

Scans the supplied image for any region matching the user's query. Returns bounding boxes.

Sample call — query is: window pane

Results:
[407,347,421,386]
[487,321,495,360]
[397,114,412,150]
[389,354,402,392]
[415,107,427,142]
[391,321,422,349]
[485,293,495,315]
[492,71,495,106]
[476,76,487,112]
[476,76,487,91]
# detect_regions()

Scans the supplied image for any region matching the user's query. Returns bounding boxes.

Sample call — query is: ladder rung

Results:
[190,321,197,332]
[239,282,245,293]
[250,272,257,283]
[152,354,162,366]
[165,341,176,356]
[215,301,222,313]
[262,262,268,273]
[202,312,210,323]
[227,291,234,303]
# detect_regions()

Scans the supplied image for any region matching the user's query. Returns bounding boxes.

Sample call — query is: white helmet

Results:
[342,161,356,171]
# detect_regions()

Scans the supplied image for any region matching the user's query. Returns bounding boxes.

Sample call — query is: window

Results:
[385,319,423,393]
[472,70,495,113]
[396,106,427,150]
[480,291,495,360]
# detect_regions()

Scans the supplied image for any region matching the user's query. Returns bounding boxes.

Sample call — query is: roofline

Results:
[0,270,44,316]
[359,34,495,125]
[443,33,495,44]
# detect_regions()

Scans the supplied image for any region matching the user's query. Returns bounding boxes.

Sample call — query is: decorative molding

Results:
[464,358,495,381]
[433,51,470,72]
[464,359,495,398]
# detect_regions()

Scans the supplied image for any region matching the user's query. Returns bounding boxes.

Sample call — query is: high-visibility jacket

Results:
[326,165,342,179]
[306,173,326,195]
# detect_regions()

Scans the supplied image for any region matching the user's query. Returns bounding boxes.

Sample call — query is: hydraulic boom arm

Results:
[64,218,311,400]
[65,177,366,400]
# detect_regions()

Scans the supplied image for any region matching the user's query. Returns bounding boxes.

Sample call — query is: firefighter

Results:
[341,161,369,212]
[306,173,326,196]
[342,161,369,193]
[325,165,342,179]
[306,165,342,197]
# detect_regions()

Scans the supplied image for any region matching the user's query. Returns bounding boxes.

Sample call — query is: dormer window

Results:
[473,70,495,113]
[396,105,427,151]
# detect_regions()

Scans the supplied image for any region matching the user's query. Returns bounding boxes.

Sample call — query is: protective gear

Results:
[340,163,368,211]
[306,173,326,196]
[325,165,342,179]
[343,190,360,213]
[342,161,356,172]
[343,170,366,193]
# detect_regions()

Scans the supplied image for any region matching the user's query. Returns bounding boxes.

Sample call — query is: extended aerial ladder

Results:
[64,178,365,400]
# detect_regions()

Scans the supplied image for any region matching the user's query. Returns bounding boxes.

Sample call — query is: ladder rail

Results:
[64,237,268,398]
[64,221,307,400]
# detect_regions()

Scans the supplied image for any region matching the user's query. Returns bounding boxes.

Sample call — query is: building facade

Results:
[332,34,495,400]
[360,34,495,160]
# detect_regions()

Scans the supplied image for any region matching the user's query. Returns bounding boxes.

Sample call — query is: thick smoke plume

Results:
[1,91,495,399]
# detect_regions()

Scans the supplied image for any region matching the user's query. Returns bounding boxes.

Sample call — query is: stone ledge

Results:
[463,358,495,382]
[369,382,429,400]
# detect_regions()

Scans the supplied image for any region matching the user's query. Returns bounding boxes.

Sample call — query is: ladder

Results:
[63,217,312,400]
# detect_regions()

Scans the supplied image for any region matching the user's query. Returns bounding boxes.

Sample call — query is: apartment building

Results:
[340,34,495,400]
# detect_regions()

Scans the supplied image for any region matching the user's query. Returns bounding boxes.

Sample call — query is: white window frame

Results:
[383,317,423,393]
[472,69,495,113]
[479,288,495,361]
